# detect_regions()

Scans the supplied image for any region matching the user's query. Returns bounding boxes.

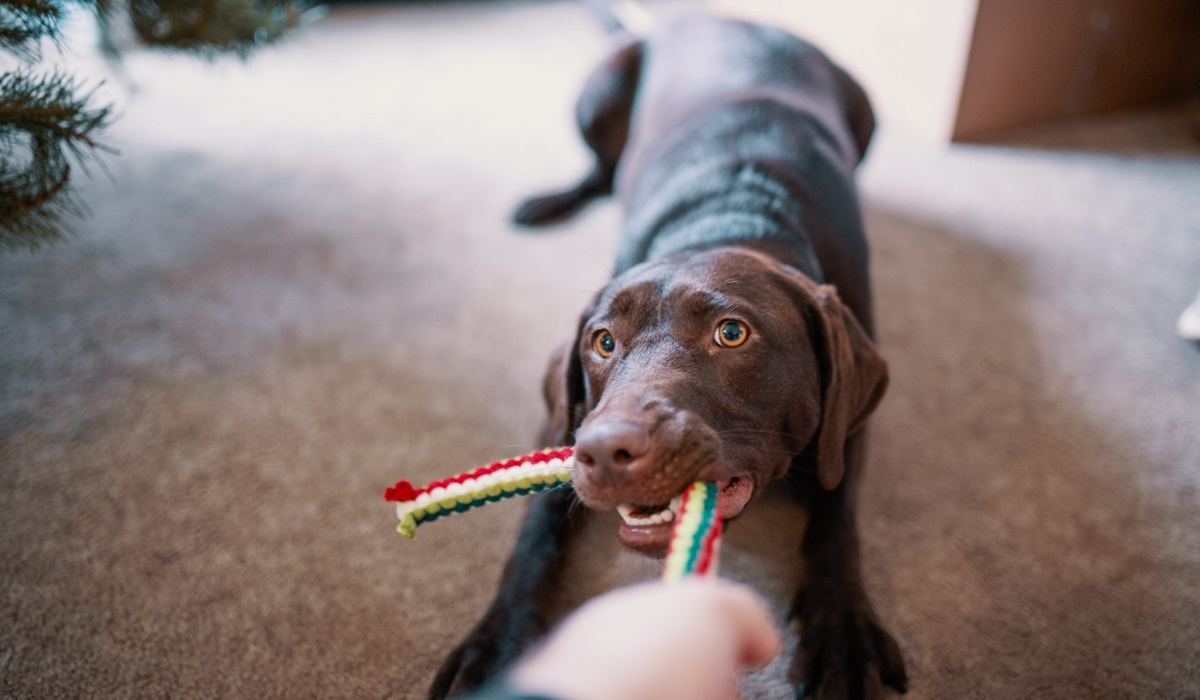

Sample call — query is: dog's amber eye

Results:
[715,320,748,348]
[593,330,616,358]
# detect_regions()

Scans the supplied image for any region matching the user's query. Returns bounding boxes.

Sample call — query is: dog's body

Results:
[430,15,907,700]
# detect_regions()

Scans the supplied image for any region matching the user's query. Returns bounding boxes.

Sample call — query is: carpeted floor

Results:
[2,3,1198,699]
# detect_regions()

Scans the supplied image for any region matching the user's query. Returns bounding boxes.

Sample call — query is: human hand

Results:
[510,579,782,700]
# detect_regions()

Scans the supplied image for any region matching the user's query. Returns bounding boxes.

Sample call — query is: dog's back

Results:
[622,18,870,170]
[613,18,878,326]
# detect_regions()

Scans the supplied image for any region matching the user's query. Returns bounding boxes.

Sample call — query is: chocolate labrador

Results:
[429,13,907,700]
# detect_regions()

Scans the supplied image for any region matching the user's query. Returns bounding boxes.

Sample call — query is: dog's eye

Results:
[593,330,616,358]
[714,320,748,348]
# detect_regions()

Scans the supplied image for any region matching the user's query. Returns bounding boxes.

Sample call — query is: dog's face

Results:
[542,247,887,554]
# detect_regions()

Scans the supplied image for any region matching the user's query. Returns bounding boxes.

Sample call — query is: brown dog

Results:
[430,13,907,700]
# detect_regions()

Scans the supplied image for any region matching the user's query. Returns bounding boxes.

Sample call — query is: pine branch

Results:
[0,70,112,252]
[0,0,66,60]
[0,0,314,252]
[129,0,306,58]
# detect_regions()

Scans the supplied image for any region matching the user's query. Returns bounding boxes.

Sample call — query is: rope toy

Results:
[660,481,721,581]
[384,447,722,579]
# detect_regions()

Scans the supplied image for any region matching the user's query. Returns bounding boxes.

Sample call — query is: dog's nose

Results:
[574,420,651,486]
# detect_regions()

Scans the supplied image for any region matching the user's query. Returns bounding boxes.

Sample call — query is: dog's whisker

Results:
[746,446,806,458]
[717,428,808,440]
[563,490,585,522]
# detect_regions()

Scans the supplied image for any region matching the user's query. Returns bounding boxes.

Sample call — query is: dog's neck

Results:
[614,161,823,280]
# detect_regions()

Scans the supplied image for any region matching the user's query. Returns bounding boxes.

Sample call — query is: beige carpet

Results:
[2,3,1198,699]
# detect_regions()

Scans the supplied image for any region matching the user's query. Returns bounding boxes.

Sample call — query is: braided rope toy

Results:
[660,481,721,581]
[384,447,722,579]
[384,447,575,539]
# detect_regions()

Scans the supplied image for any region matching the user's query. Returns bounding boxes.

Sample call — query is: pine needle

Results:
[129,0,309,58]
[0,0,65,60]
[0,70,112,252]
[0,0,313,252]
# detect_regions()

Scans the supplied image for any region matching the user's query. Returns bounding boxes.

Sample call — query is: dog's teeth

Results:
[669,495,682,516]
[617,502,678,527]
[618,504,649,526]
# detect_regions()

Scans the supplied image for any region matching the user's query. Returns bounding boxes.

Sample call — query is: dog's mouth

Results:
[616,475,754,555]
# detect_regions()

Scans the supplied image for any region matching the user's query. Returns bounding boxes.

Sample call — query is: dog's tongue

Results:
[716,476,754,520]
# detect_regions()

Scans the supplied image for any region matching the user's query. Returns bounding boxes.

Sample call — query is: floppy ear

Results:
[808,284,888,490]
[831,63,876,165]
[537,319,589,448]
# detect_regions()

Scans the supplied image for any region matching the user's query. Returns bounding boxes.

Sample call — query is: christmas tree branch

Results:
[0,70,112,252]
[129,0,307,58]
[0,0,65,60]
[0,0,313,253]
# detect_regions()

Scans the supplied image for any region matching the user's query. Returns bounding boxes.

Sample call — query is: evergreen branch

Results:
[129,0,307,58]
[0,0,66,60]
[0,0,316,252]
[0,70,112,252]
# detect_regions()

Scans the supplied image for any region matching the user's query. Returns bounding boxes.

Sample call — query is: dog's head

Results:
[542,247,887,553]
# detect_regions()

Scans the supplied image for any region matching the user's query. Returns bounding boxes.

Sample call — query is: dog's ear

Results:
[537,317,590,448]
[807,284,888,490]
[831,64,875,164]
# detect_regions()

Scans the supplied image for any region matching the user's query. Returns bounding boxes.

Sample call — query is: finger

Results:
[710,583,783,669]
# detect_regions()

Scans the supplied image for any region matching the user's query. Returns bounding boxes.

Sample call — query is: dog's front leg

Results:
[790,435,908,699]
[428,486,581,699]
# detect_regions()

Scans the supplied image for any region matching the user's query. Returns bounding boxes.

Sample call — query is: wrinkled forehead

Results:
[589,249,805,329]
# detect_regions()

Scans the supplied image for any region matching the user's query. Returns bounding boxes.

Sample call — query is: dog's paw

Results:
[427,642,467,700]
[426,634,506,700]
[427,606,539,700]
[790,600,908,700]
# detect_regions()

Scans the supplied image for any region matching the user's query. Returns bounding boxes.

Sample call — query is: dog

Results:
[429,8,908,700]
